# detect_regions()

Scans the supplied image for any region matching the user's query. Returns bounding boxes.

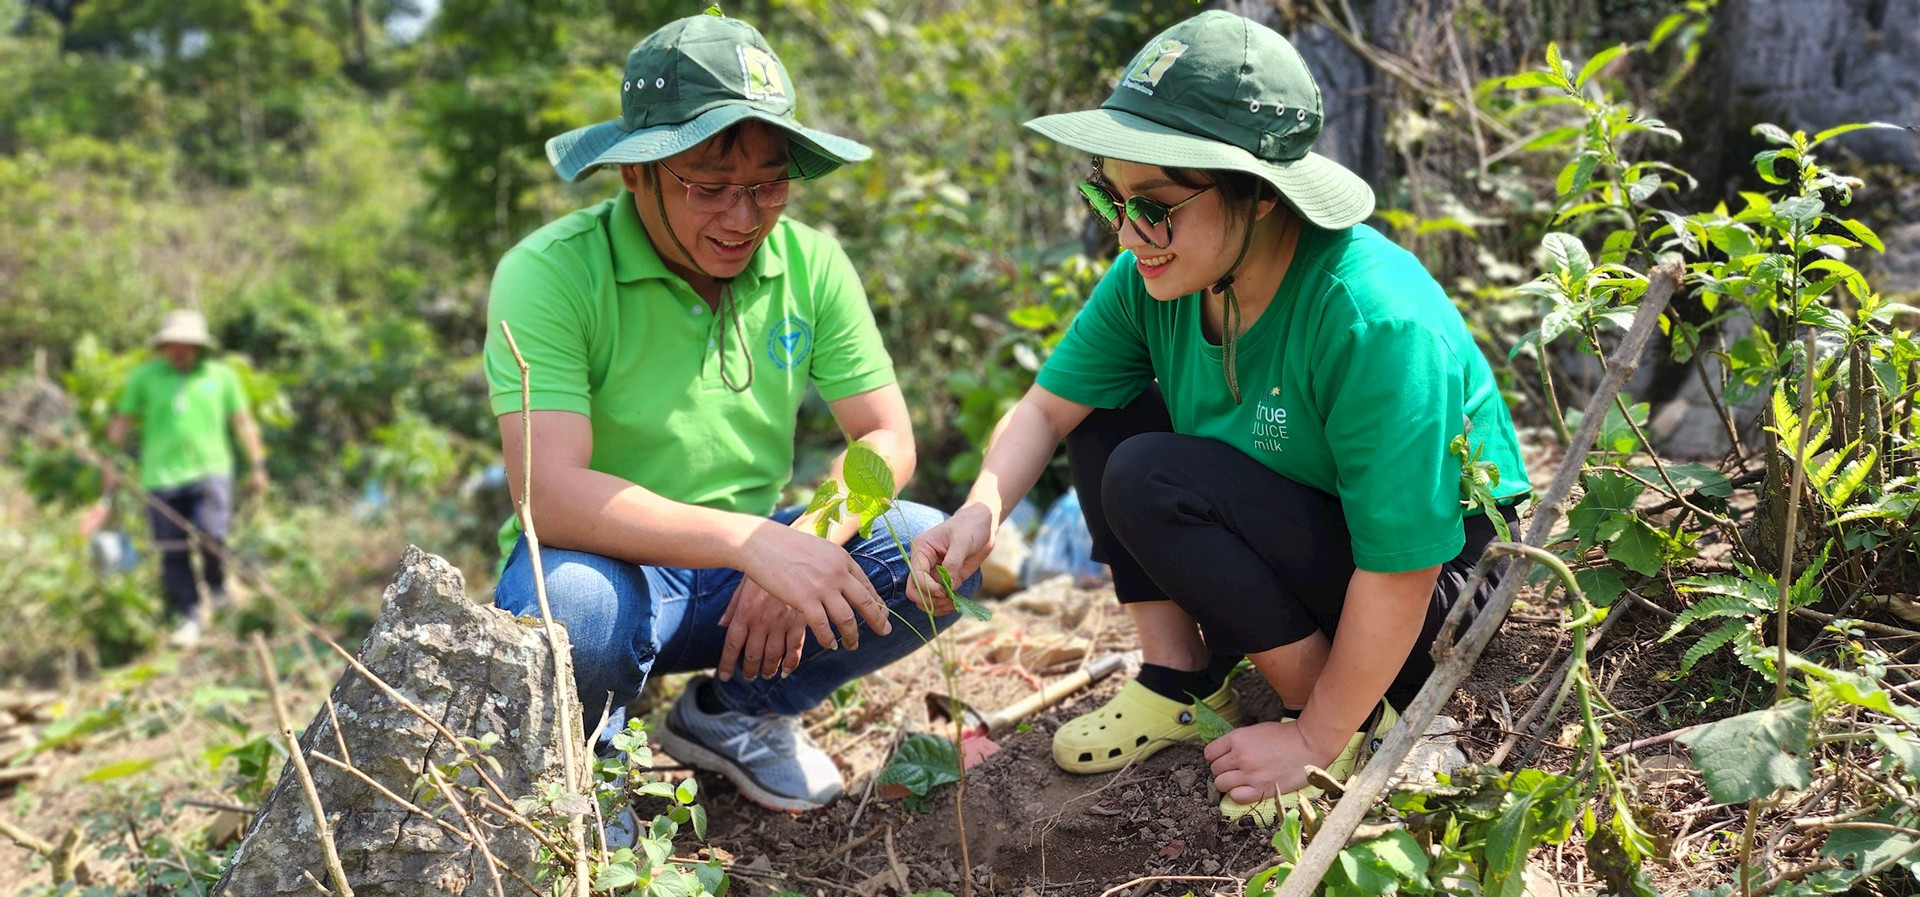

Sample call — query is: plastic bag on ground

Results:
[1020,488,1111,589]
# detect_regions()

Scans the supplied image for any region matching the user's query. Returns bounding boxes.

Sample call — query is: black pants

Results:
[1066,385,1511,707]
[148,477,232,618]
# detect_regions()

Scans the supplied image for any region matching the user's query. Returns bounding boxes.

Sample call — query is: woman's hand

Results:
[907,503,996,614]
[1203,720,1342,804]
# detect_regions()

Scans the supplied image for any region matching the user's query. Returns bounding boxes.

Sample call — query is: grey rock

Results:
[213,546,578,897]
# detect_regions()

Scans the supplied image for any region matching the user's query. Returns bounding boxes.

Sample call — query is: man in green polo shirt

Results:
[485,11,975,815]
[101,309,270,649]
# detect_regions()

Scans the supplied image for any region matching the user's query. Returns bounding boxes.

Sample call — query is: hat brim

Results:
[547,104,871,183]
[1025,108,1374,230]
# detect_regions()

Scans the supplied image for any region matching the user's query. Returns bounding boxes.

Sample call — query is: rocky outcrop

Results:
[213,547,577,897]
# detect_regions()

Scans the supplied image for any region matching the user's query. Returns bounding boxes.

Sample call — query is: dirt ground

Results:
[633,574,1719,897]
[0,558,1796,897]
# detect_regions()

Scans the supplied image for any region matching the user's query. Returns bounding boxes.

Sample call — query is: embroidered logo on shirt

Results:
[1252,385,1289,452]
[766,314,813,371]
[1120,39,1188,96]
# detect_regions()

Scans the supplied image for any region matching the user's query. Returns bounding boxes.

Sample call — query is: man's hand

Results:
[1203,719,1338,804]
[737,523,890,654]
[717,579,807,682]
[248,465,269,495]
[906,502,995,614]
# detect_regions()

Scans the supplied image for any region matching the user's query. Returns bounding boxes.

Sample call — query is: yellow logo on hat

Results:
[738,46,786,101]
[1122,39,1188,95]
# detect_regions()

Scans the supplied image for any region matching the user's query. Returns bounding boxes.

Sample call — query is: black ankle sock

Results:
[695,678,728,715]
[1138,655,1240,703]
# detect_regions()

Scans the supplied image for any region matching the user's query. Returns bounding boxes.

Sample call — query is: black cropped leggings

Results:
[1065,385,1512,707]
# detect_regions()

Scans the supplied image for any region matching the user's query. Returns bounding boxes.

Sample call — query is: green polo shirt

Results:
[1038,223,1529,573]
[484,191,896,557]
[115,357,248,491]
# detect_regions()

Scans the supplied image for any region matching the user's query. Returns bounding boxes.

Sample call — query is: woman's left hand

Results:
[1203,720,1336,804]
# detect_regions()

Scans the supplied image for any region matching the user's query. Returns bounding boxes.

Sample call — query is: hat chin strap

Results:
[651,168,754,393]
[1208,198,1261,406]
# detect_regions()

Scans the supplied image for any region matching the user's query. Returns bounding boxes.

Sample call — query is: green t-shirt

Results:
[484,191,896,557]
[115,357,248,491]
[1037,223,1529,573]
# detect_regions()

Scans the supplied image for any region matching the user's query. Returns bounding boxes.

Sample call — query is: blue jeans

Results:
[494,502,975,725]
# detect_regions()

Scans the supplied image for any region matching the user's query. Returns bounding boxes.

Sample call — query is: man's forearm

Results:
[523,464,770,570]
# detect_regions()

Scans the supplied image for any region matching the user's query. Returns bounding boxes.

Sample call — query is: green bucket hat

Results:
[545,12,870,183]
[1025,10,1373,230]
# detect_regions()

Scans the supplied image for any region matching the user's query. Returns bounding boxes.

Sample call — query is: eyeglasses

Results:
[1077,180,1215,249]
[657,161,795,213]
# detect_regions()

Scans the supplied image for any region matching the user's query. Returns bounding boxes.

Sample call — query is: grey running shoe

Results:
[654,676,843,812]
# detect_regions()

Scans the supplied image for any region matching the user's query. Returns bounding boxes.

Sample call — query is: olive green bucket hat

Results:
[1025,10,1374,229]
[545,12,870,182]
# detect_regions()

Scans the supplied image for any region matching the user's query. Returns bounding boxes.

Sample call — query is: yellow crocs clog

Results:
[1220,700,1400,826]
[1052,678,1243,774]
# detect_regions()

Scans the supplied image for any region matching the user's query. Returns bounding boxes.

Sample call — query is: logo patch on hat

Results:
[738,46,786,101]
[1121,39,1188,96]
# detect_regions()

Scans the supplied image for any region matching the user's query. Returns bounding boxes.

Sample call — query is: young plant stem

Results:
[252,634,355,897]
[1780,328,1817,704]
[877,514,973,897]
[497,321,591,897]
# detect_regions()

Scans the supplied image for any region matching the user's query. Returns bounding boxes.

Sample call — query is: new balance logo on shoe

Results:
[724,729,774,765]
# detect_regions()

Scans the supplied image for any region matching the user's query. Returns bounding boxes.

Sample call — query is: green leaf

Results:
[1575,566,1627,607]
[1333,845,1401,896]
[1484,789,1540,897]
[1835,219,1881,255]
[1354,829,1430,890]
[1545,43,1568,84]
[1565,472,1646,547]
[1541,232,1592,280]
[804,479,846,539]
[1751,123,1794,146]
[1663,589,1766,638]
[1556,152,1600,197]
[1810,121,1903,147]
[1638,462,1733,498]
[877,733,962,798]
[595,861,641,890]
[934,565,992,621]
[82,758,156,782]
[1775,195,1825,226]
[844,442,895,504]
[1606,518,1666,576]
[1821,808,1920,877]
[1519,125,1584,151]
[1575,44,1630,90]
[1872,726,1920,775]
[1677,700,1812,804]
[1503,71,1561,91]
[1190,697,1234,742]
[1679,619,1747,675]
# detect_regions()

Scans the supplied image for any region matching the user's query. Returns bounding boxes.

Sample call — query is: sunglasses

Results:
[658,160,795,213]
[1077,180,1215,249]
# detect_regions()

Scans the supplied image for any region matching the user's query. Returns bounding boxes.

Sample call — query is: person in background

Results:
[910,10,1528,825]
[100,309,269,649]
[484,11,976,814]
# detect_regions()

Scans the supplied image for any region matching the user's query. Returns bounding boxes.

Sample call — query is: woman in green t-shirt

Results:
[910,10,1529,825]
